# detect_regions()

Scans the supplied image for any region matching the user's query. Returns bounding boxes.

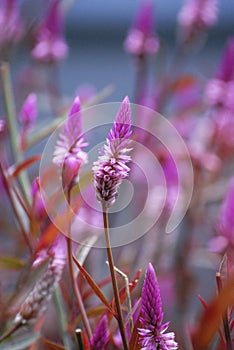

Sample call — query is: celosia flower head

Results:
[32,0,68,63]
[216,37,234,82]
[92,96,132,207]
[138,263,178,350]
[90,315,109,350]
[53,96,88,189]
[124,0,159,56]
[0,0,24,56]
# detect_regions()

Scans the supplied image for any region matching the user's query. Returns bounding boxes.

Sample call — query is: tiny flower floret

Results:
[138,263,178,350]
[92,96,132,207]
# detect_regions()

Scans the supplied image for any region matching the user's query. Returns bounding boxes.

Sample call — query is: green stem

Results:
[54,287,73,350]
[102,204,129,350]
[66,189,92,339]
[0,62,30,201]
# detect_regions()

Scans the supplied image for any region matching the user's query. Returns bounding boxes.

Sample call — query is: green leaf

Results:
[0,256,25,270]
[1,333,40,350]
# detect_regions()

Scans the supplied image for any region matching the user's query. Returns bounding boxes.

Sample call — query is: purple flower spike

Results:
[138,263,178,350]
[53,96,88,189]
[92,96,132,207]
[124,0,159,56]
[90,315,109,350]
[19,93,37,128]
[32,0,68,63]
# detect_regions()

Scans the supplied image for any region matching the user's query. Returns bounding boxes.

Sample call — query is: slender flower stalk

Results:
[93,96,132,350]
[90,314,109,350]
[53,96,92,338]
[138,263,178,350]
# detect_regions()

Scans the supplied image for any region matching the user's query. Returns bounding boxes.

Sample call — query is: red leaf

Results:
[72,255,117,317]
[191,274,234,350]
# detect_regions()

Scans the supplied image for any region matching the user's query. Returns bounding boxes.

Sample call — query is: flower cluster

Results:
[92,96,132,207]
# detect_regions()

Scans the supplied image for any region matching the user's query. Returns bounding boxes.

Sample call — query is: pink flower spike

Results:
[124,0,159,56]
[138,263,178,350]
[32,0,68,63]
[92,96,132,207]
[19,93,37,128]
[90,315,109,350]
[53,96,88,190]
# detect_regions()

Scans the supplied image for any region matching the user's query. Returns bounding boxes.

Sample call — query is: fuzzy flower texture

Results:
[138,263,178,350]
[93,96,132,207]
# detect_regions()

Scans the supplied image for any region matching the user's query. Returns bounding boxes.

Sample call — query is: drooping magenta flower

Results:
[53,96,88,189]
[124,0,159,56]
[92,96,132,207]
[0,0,24,57]
[138,263,178,350]
[178,0,218,42]
[32,0,68,63]
[90,315,109,350]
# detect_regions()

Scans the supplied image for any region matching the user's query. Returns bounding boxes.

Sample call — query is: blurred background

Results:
[14,0,234,101]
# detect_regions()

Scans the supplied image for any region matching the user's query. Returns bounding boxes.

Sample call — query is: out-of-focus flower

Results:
[205,38,234,109]
[218,179,234,248]
[178,0,218,43]
[31,177,47,221]
[0,119,5,134]
[19,93,37,128]
[14,237,66,326]
[19,93,37,151]
[53,96,88,190]
[90,315,109,350]
[32,0,68,63]
[138,263,178,350]
[124,0,159,56]
[92,96,132,208]
[0,0,24,57]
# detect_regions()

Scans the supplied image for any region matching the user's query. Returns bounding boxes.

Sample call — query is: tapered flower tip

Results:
[135,0,155,35]
[68,95,81,117]
[116,96,131,125]
[91,314,109,350]
[19,93,37,127]
[216,37,234,82]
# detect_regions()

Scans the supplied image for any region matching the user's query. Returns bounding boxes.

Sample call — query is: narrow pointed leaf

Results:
[0,333,40,350]
[41,338,66,350]
[72,255,116,317]
[0,256,25,270]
